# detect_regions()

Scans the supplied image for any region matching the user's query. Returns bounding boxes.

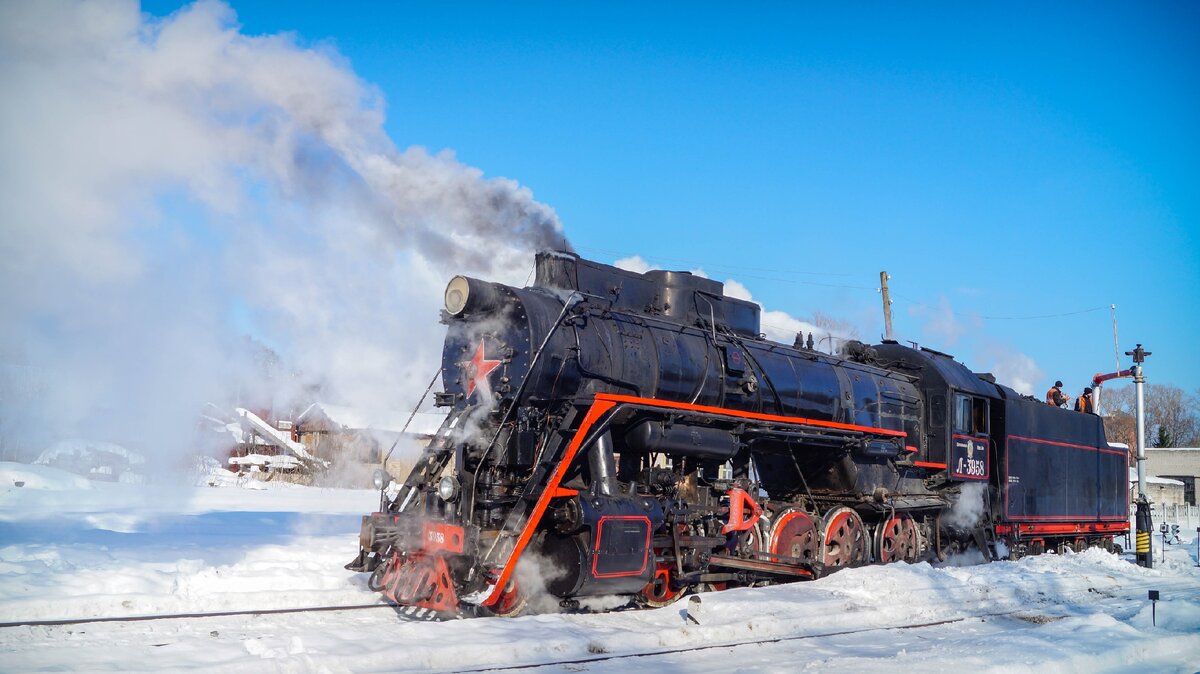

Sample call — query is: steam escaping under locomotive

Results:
[346,252,1128,616]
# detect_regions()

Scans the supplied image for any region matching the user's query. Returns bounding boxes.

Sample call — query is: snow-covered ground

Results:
[2,462,1198,673]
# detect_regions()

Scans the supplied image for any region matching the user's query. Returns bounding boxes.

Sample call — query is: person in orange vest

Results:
[1045,380,1069,407]
[1074,387,1095,414]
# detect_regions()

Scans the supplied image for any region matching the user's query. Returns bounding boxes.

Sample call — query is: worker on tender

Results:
[1074,387,1095,414]
[1045,380,1069,407]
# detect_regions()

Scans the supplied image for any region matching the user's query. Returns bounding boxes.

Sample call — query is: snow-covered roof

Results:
[1127,468,1184,486]
[297,403,445,436]
[228,454,301,469]
[404,412,447,436]
[1146,447,1200,452]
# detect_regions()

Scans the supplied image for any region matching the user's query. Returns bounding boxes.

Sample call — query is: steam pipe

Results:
[589,431,618,497]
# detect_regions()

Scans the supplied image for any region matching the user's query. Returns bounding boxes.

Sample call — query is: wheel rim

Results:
[770,509,818,563]
[639,564,684,607]
[743,518,767,555]
[874,515,920,564]
[492,579,526,617]
[821,507,867,568]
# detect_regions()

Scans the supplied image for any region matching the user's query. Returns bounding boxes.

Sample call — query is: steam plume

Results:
[0,0,567,463]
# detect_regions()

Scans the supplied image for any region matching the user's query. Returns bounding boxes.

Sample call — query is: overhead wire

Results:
[571,247,1109,327]
[572,245,859,278]
[889,293,1108,321]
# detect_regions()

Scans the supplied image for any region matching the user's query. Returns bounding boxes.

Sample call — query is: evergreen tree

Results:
[1153,425,1172,448]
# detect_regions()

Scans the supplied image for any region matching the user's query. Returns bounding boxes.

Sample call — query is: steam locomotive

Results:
[346,252,1128,616]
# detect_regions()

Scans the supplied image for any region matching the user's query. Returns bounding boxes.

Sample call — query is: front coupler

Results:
[348,512,469,615]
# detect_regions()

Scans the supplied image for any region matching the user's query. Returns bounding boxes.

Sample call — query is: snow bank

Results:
[0,481,379,623]
[0,461,92,491]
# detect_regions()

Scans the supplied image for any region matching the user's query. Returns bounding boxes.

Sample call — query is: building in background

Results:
[1145,447,1200,506]
[294,403,444,471]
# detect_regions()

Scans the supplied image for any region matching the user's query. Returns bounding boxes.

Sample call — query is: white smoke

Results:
[943,482,988,530]
[512,551,568,615]
[0,1,565,464]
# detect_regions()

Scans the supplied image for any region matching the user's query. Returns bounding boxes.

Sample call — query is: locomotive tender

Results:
[346,252,1128,615]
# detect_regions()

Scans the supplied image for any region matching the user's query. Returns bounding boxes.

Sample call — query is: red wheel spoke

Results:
[770,509,818,564]
[874,515,921,564]
[821,508,867,568]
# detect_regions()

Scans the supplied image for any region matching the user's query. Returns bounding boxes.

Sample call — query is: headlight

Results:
[444,276,471,315]
[443,275,504,316]
[373,469,392,490]
[438,476,460,502]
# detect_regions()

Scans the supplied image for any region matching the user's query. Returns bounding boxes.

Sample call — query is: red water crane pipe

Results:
[1093,369,1132,387]
[1091,369,1132,415]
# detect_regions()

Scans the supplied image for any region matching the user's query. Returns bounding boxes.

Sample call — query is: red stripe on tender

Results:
[1008,515,1129,521]
[1002,522,1129,535]
[913,461,947,469]
[1008,435,1127,456]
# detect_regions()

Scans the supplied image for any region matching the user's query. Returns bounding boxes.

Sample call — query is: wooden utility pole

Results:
[879,271,894,341]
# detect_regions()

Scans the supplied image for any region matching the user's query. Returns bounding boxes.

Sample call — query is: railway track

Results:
[0,602,398,629]
[450,575,1200,674]
[455,612,1016,673]
[4,567,1193,674]
[3,571,1192,632]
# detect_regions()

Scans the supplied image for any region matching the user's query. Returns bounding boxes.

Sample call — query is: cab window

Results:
[953,394,989,435]
[971,398,989,435]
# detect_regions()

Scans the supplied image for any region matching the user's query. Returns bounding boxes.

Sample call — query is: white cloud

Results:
[613,255,652,274]
[722,279,855,349]
[613,255,710,279]
[722,279,753,301]
[908,296,980,347]
[977,343,1044,396]
[905,296,1043,395]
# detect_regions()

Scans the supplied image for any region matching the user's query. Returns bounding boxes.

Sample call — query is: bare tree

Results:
[1146,385,1198,446]
[1101,411,1137,465]
[1097,383,1199,448]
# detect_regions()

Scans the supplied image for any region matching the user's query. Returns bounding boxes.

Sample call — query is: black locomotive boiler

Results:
[346,252,1128,615]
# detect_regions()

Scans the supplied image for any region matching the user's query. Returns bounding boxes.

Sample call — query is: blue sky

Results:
[146,1,1200,395]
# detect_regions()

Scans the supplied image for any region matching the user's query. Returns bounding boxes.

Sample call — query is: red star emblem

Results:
[464,339,502,399]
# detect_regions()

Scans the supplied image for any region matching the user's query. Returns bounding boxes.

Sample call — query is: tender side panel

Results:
[1002,396,1127,522]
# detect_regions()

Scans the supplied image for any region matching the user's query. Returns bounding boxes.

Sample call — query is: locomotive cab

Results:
[873,342,997,485]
